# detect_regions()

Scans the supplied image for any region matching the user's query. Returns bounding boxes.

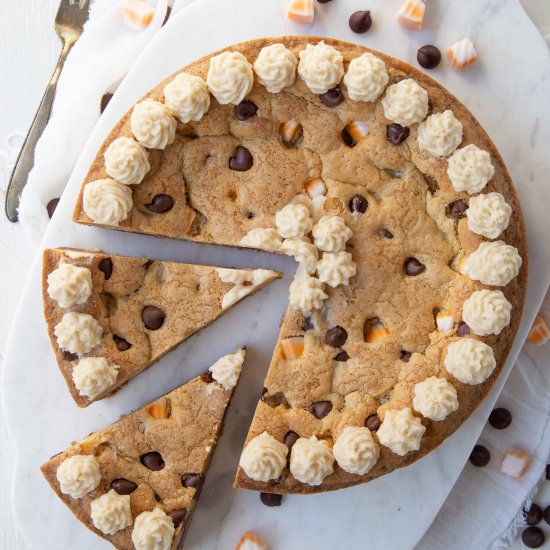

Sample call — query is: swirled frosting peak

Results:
[254,43,297,93]
[413,377,459,421]
[333,426,380,475]
[164,72,210,123]
[312,216,352,252]
[343,52,389,102]
[56,454,101,499]
[130,99,176,150]
[239,432,288,482]
[464,241,521,286]
[316,251,356,287]
[288,273,328,313]
[47,263,92,308]
[90,489,132,535]
[72,357,119,401]
[298,41,344,94]
[377,408,426,456]
[444,338,496,384]
[207,51,254,105]
[381,79,429,126]
[447,144,494,194]
[83,179,133,226]
[466,192,512,239]
[417,110,463,158]
[462,289,512,336]
[54,312,103,356]
[104,137,150,185]
[275,203,313,239]
[132,508,175,550]
[289,435,334,486]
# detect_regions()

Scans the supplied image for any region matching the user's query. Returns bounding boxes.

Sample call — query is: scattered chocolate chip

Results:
[200,371,214,383]
[349,10,372,33]
[319,87,344,107]
[365,413,381,431]
[140,451,165,471]
[341,127,356,148]
[142,306,166,330]
[98,258,113,280]
[284,431,299,452]
[234,100,258,121]
[417,45,442,70]
[301,316,314,332]
[110,478,138,495]
[308,400,333,419]
[544,505,550,526]
[469,444,490,467]
[100,93,113,114]
[246,211,255,219]
[547,464,550,480]
[387,124,410,145]
[404,257,425,276]
[63,351,78,362]
[349,194,368,213]
[522,527,545,548]
[260,493,283,507]
[400,350,412,362]
[113,335,132,352]
[488,407,512,430]
[525,504,543,526]
[162,5,172,26]
[229,145,253,171]
[448,199,468,218]
[46,198,60,219]
[379,229,394,239]
[325,326,348,347]
[334,351,349,362]
[181,473,203,489]
[168,509,187,528]
[146,194,174,213]
[457,322,470,336]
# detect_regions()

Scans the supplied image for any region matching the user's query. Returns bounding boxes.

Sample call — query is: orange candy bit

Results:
[365,321,389,343]
[146,399,169,419]
[346,121,369,144]
[236,530,269,550]
[446,38,478,71]
[280,336,305,360]
[304,177,327,198]
[500,448,530,478]
[436,310,454,331]
[396,0,426,30]
[286,0,315,24]
[527,315,549,345]
[280,119,302,144]
[123,0,155,30]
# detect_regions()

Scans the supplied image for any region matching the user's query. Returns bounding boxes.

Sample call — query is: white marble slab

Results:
[2,0,550,548]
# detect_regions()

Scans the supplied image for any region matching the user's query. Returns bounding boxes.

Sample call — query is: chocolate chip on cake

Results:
[522,527,545,548]
[320,87,344,107]
[201,371,214,383]
[140,451,165,471]
[448,199,468,218]
[378,229,394,239]
[100,92,113,114]
[234,100,258,121]
[111,478,138,495]
[488,407,512,430]
[469,444,490,467]
[417,45,442,69]
[98,257,113,280]
[325,326,348,347]
[404,258,425,276]
[349,194,368,213]
[229,145,253,171]
[301,316,314,331]
[387,124,410,145]
[308,400,333,419]
[284,431,299,452]
[341,127,356,148]
[457,322,470,336]
[146,194,174,213]
[400,350,412,362]
[46,198,60,219]
[349,10,372,33]
[365,413,381,431]
[524,504,543,526]
[113,335,132,352]
[260,492,283,507]
[334,351,349,362]
[63,351,78,362]
[168,509,187,528]
[142,306,165,330]
[181,473,203,489]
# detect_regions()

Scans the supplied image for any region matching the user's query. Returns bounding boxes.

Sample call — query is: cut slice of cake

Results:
[43,248,279,407]
[41,348,245,549]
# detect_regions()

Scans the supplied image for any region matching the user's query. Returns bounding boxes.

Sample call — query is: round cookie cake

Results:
[73,37,527,494]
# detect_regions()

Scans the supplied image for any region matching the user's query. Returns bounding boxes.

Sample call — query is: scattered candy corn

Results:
[446,38,478,70]
[527,315,549,345]
[281,336,305,359]
[396,0,426,30]
[286,0,315,24]
[123,0,155,30]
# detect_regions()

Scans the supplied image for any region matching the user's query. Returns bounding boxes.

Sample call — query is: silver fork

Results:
[5,0,91,222]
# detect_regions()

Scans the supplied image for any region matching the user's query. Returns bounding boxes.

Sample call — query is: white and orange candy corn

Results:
[436,310,454,331]
[365,320,389,343]
[305,177,327,198]
[527,315,549,345]
[446,38,478,71]
[346,121,369,144]
[500,448,530,478]
[396,0,426,30]
[280,119,302,144]
[286,0,314,24]
[281,336,305,360]
[236,530,269,550]
[123,0,155,30]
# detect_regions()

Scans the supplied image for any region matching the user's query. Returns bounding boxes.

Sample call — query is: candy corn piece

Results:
[527,315,550,345]
[286,0,315,24]
[236,530,269,550]
[365,320,389,343]
[123,0,155,30]
[446,38,478,71]
[500,448,530,478]
[280,119,302,144]
[396,0,426,30]
[281,336,305,360]
[305,177,327,198]
[346,121,370,143]
[145,398,169,419]
[436,310,454,331]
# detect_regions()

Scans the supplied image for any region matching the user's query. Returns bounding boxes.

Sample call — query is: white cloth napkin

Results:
[11,1,550,548]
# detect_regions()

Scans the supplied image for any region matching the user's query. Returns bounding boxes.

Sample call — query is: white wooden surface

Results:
[0,2,548,549]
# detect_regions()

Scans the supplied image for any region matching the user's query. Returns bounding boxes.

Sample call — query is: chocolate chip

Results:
[301,316,314,332]
[229,145,253,171]
[100,93,113,114]
[98,258,113,280]
[260,493,283,507]
[181,473,203,489]
[46,198,60,219]
[448,199,468,218]
[404,258,425,276]
[140,451,165,471]
[146,194,174,213]
[361,415,380,433]
[349,10,372,33]
[341,127,356,148]
[522,527,545,548]
[379,229,393,239]
[308,400,333,419]
[488,407,512,430]
[400,350,412,362]
[349,194,368,213]
[417,45,442,70]
[246,211,255,219]
[63,351,78,362]
[525,504,543,526]
[234,100,258,121]
[457,322,470,336]
[469,444,490,467]
[319,87,344,107]
[113,335,132,352]
[168,509,187,528]
[284,431,299,452]
[162,5,172,26]
[325,326,348,347]
[110,478,137,495]
[387,124,410,145]
[142,306,165,330]
[544,505,550,526]
[334,351,349,362]
[317,0,332,3]
[201,371,214,384]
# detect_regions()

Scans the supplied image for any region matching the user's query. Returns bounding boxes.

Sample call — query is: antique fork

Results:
[5,0,91,222]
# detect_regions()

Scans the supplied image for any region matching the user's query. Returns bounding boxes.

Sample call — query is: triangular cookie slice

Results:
[43,248,279,407]
[41,349,245,549]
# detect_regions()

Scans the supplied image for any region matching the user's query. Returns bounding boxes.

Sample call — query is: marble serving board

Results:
[3,0,550,548]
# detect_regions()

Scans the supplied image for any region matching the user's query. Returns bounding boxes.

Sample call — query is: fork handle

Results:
[5,38,75,222]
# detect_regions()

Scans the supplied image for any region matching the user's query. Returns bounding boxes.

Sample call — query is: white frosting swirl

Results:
[73,357,119,401]
[417,110,463,158]
[206,51,254,105]
[467,192,512,239]
[219,269,276,309]
[54,312,103,356]
[90,489,132,535]
[47,263,92,308]
[216,268,253,285]
[464,241,522,286]
[56,454,101,499]
[208,348,245,389]
[132,508,175,550]
[289,435,334,486]
[163,72,210,123]
[275,203,313,239]
[462,289,512,336]
[288,274,328,314]
[239,228,283,251]
[343,52,389,102]
[239,432,288,482]
[333,427,380,475]
[316,251,356,288]
[312,216,352,252]
[83,179,133,226]
[104,137,150,185]
[447,144,495,194]
[282,238,318,275]
[412,377,459,421]
[131,99,176,150]
[254,43,297,93]
[377,408,426,456]
[381,79,429,126]
[444,338,496,384]
[297,41,344,94]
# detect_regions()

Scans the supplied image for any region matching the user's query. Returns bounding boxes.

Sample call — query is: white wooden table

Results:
[0,2,548,548]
